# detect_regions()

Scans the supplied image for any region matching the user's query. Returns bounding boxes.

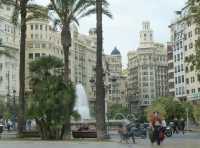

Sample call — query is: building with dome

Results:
[127,21,168,112]
[106,47,128,108]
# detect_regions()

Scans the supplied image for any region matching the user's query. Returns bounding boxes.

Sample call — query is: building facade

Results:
[167,42,175,97]
[169,4,200,102]
[25,19,63,90]
[105,48,128,108]
[0,1,20,102]
[128,22,168,112]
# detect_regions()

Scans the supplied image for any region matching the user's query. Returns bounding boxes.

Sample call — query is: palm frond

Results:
[26,4,48,22]
[0,48,15,58]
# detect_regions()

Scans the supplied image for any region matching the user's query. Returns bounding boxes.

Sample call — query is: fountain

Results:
[74,84,91,120]
[72,84,97,138]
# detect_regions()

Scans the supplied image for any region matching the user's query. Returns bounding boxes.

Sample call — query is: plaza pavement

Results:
[0,132,200,148]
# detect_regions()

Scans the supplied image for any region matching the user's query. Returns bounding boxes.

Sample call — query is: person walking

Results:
[179,118,185,135]
[151,112,162,146]
[173,117,179,134]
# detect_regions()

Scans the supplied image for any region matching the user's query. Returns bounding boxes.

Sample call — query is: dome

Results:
[111,47,121,55]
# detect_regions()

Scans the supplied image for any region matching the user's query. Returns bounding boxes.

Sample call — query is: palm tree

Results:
[48,0,111,138]
[96,0,106,140]
[1,0,48,135]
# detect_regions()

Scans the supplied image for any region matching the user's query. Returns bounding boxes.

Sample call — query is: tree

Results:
[96,0,112,140]
[9,0,48,135]
[108,104,129,119]
[27,56,76,140]
[145,97,194,122]
[193,105,200,124]
[48,0,112,138]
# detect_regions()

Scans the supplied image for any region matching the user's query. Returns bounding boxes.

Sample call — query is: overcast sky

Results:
[36,0,186,68]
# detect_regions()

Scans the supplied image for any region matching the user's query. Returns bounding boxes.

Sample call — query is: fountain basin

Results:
[72,130,97,138]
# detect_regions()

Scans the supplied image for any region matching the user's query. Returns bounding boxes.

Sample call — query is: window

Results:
[31,25,33,30]
[184,34,187,40]
[186,66,189,73]
[177,54,180,61]
[174,55,176,62]
[0,63,2,71]
[181,64,184,71]
[31,34,33,39]
[184,45,187,51]
[29,53,33,59]
[191,77,195,83]
[189,43,193,49]
[176,88,178,95]
[6,6,11,11]
[190,65,194,71]
[178,76,181,84]
[35,24,38,30]
[198,88,200,92]
[181,53,183,60]
[179,87,181,95]
[35,53,40,58]
[192,89,196,94]
[186,78,189,84]
[42,43,46,48]
[175,67,177,73]
[178,65,180,72]
[188,31,192,38]
[180,41,183,48]
[182,75,184,83]
[40,25,43,30]
[187,90,190,94]
[175,77,178,84]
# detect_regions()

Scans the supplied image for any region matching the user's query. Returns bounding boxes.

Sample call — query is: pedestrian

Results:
[27,120,32,131]
[173,117,179,134]
[118,124,128,143]
[150,112,162,146]
[179,118,185,135]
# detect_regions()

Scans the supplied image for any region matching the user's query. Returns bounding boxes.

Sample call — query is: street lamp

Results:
[186,108,189,131]
[12,90,16,130]
[106,112,111,139]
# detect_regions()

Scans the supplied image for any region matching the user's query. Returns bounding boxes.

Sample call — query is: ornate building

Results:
[128,21,168,112]
[106,47,128,108]
[0,1,20,102]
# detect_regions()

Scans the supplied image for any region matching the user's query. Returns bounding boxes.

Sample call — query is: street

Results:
[0,132,200,148]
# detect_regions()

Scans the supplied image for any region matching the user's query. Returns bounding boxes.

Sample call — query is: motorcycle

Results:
[165,126,173,137]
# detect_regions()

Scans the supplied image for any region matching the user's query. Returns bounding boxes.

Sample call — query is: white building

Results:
[0,2,20,102]
[128,22,168,111]
[169,4,200,102]
[25,18,63,90]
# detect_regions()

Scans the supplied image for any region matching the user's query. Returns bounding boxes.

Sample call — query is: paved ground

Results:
[0,132,200,148]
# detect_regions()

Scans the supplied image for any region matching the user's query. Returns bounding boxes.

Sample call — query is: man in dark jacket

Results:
[179,118,185,135]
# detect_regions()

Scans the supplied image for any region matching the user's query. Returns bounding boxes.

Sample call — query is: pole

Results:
[186,108,189,131]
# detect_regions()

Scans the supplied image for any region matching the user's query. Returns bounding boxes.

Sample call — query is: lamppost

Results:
[186,108,189,131]
[12,90,16,130]
[106,112,111,138]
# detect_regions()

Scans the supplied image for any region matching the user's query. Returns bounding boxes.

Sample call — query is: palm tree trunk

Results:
[61,21,71,84]
[18,0,27,135]
[61,21,71,139]
[96,0,106,140]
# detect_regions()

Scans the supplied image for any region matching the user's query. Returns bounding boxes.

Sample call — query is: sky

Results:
[36,0,187,68]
